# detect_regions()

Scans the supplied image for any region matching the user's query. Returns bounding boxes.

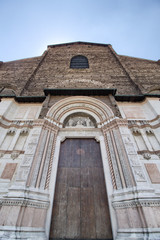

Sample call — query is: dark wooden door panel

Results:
[67,168,81,187]
[66,187,80,238]
[81,187,96,239]
[50,138,113,240]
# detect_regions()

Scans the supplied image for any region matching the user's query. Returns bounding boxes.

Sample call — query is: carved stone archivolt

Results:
[46,96,115,125]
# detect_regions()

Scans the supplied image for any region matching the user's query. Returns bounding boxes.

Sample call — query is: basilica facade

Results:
[0,42,160,240]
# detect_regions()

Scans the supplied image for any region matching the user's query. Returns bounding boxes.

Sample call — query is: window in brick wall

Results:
[70,55,89,69]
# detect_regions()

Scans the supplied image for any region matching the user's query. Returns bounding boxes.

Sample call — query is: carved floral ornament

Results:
[46,96,115,128]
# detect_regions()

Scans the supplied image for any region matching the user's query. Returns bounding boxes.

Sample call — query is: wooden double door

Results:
[50,138,112,240]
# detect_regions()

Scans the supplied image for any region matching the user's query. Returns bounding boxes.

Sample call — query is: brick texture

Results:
[1,42,159,97]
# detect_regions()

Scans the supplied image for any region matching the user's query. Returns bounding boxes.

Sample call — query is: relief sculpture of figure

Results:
[85,117,91,127]
[76,117,84,127]
[66,115,94,128]
[68,118,74,127]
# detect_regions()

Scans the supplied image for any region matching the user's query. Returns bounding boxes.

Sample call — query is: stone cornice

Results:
[0,116,34,129]
[0,95,45,103]
[0,117,59,132]
[128,117,160,129]
[44,88,117,96]
[115,94,160,102]
[102,117,128,131]
[137,150,160,159]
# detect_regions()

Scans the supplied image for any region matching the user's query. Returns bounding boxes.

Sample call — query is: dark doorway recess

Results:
[49,138,113,240]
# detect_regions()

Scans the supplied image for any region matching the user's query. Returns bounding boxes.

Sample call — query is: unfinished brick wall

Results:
[0,42,159,97]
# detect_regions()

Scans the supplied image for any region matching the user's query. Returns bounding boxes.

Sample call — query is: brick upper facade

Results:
[0,41,160,97]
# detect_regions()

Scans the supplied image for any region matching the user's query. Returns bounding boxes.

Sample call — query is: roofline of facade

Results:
[48,41,111,48]
[119,54,159,63]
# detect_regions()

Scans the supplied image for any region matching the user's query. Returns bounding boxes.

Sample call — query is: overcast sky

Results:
[0,0,160,62]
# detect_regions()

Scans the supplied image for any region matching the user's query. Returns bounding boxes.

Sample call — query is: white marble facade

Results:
[0,96,160,239]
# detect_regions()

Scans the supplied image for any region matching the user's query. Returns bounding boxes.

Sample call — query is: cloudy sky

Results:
[0,0,160,62]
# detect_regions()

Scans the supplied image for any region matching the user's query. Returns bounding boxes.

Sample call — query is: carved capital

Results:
[20,127,29,135]
[145,127,154,135]
[7,127,16,135]
[132,127,141,135]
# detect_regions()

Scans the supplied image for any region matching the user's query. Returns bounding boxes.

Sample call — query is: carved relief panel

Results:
[64,112,96,128]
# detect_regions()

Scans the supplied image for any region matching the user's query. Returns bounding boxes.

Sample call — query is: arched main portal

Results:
[45,96,115,240]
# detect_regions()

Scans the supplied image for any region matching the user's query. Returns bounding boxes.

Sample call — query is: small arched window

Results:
[70,55,89,69]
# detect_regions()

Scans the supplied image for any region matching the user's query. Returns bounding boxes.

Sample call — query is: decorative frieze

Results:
[128,118,160,130]
[113,199,160,209]
[0,116,34,129]
[0,199,49,209]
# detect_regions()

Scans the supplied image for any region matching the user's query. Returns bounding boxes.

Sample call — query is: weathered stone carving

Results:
[133,166,146,182]
[64,113,96,128]
[143,152,151,160]
[128,155,140,166]
[68,116,93,128]
[132,127,141,135]
[20,127,29,135]
[128,120,137,126]
[140,120,149,125]
[7,127,16,135]
[11,151,20,160]
[145,128,154,135]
